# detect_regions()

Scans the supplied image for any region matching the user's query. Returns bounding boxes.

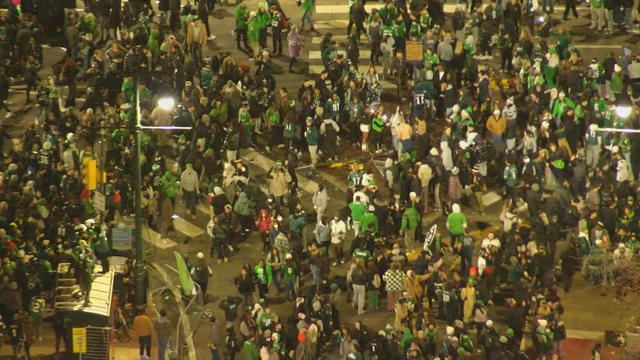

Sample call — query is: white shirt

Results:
[330,219,347,244]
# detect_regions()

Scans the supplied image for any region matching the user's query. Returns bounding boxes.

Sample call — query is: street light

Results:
[615,92,633,119]
[132,76,190,311]
[158,97,176,111]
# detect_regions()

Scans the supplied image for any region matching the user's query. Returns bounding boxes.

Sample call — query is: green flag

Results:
[175,251,194,296]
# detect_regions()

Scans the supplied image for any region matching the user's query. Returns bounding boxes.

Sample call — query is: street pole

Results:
[133,74,146,311]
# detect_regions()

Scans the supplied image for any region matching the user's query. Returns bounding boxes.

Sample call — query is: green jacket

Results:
[242,340,259,360]
[234,4,248,30]
[401,207,419,230]
[254,264,273,285]
[256,10,272,29]
[282,263,297,282]
[302,0,314,12]
[248,18,261,43]
[359,212,379,232]
[306,126,319,146]
[349,202,366,222]
[233,193,254,216]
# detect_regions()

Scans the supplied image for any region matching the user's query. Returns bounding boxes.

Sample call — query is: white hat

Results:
[486,320,494,327]
[615,64,622,72]
[452,104,460,113]
[452,203,461,213]
[196,252,205,259]
[66,133,75,142]
[286,253,293,260]
[612,145,620,154]
[451,167,459,175]
[538,319,548,328]
[446,326,454,335]
[430,147,439,156]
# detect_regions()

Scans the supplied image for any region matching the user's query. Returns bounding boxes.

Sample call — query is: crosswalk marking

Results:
[314,3,468,14]
[173,216,205,238]
[308,49,371,59]
[314,3,587,15]
[312,35,348,44]
[142,225,178,249]
[575,44,623,49]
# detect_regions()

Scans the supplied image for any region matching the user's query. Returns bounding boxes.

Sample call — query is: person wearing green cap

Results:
[181,163,200,219]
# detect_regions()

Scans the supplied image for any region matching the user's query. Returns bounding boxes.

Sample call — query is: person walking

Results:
[287,25,304,73]
[132,309,155,358]
[300,0,315,32]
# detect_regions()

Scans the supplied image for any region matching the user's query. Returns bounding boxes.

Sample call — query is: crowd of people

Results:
[0,0,639,358]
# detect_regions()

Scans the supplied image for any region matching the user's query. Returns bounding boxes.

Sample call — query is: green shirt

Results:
[349,202,366,222]
[359,212,379,232]
[447,212,467,235]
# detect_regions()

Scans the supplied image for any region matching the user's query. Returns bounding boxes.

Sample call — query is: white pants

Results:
[590,7,606,29]
[308,145,318,167]
[352,284,366,313]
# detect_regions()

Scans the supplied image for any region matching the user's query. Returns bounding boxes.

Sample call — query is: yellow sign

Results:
[406,40,424,63]
[72,328,87,353]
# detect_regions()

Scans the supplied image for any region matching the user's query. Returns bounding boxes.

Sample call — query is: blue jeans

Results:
[309,264,320,286]
[210,345,221,360]
[272,268,282,291]
[183,190,198,214]
[284,280,295,300]
[158,336,169,360]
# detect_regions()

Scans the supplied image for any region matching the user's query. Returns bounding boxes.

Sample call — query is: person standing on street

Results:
[181,163,200,220]
[209,314,222,360]
[132,309,155,358]
[155,310,171,360]
[191,252,214,300]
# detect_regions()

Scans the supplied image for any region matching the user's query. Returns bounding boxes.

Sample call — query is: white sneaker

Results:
[209,35,216,40]
[4,112,13,118]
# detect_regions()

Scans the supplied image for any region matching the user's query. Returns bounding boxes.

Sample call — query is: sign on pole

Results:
[94,191,106,214]
[406,40,424,64]
[72,327,87,354]
[112,227,133,250]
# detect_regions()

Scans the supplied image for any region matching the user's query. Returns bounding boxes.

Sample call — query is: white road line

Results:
[142,225,178,249]
[173,216,205,238]
[574,44,623,49]
[312,35,348,44]
[309,49,371,59]
[314,3,586,14]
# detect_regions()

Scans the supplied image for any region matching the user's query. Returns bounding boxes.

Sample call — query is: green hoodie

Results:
[234,4,248,30]
[401,207,420,230]
[248,18,261,44]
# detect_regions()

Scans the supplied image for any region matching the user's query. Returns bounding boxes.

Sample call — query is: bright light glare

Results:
[158,97,176,111]
[615,106,632,119]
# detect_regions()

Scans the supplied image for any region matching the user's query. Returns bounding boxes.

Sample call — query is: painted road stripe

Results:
[312,35,348,44]
[315,19,350,29]
[315,3,586,14]
[142,225,178,249]
[309,49,371,59]
[242,148,319,194]
[308,64,383,73]
[173,216,205,238]
[575,44,623,49]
